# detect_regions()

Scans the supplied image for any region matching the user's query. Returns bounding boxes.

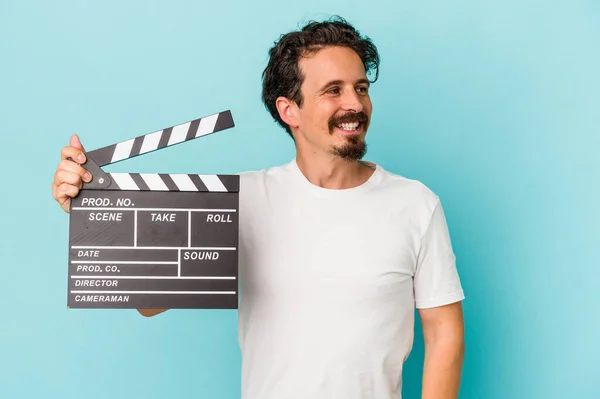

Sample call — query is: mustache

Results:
[328,112,369,130]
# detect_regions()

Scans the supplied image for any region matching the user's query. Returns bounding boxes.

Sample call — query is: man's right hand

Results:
[52,134,93,213]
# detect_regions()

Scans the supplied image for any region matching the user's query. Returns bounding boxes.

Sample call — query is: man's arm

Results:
[418,301,465,399]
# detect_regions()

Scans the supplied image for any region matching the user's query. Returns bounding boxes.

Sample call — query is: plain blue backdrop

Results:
[1,1,598,398]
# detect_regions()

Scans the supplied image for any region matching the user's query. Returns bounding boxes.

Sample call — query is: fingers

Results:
[55,182,80,199]
[53,156,92,208]
[54,135,90,213]
[55,159,91,184]
[61,144,86,164]
[70,134,85,151]
[62,134,87,164]
[54,169,84,188]
[51,172,82,212]
[51,182,77,213]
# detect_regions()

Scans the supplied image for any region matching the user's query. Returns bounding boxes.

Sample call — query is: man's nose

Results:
[341,89,364,113]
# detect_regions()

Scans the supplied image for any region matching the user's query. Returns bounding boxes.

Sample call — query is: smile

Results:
[336,122,361,133]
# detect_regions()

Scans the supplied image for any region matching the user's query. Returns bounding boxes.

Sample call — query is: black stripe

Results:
[159,174,179,191]
[189,174,209,192]
[185,119,201,141]
[158,127,172,150]
[87,144,117,167]
[213,110,235,132]
[129,135,145,157]
[216,175,240,192]
[129,173,149,191]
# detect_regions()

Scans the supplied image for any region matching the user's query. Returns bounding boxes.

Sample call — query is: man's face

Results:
[293,46,372,160]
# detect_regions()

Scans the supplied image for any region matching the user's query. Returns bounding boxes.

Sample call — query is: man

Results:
[52,16,465,399]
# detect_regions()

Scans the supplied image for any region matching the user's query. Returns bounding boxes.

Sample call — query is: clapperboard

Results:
[67,110,239,310]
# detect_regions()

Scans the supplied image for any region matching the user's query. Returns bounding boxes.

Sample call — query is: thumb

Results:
[70,134,86,152]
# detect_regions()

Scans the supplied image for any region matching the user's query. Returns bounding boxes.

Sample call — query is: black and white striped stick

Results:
[104,172,239,192]
[87,110,234,167]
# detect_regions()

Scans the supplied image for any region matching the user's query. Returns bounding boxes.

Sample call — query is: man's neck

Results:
[295,147,375,190]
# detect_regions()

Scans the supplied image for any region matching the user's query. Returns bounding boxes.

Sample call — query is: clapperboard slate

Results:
[67,110,239,309]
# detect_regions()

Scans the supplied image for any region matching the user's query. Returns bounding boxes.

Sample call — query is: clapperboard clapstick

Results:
[67,110,240,309]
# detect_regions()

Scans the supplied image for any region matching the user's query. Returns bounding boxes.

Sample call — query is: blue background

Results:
[1,1,598,398]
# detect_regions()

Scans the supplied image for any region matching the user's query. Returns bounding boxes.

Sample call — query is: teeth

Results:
[337,122,360,131]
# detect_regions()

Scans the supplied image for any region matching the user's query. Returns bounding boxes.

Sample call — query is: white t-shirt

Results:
[236,159,465,399]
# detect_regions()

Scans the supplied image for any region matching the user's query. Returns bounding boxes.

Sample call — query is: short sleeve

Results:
[413,200,465,309]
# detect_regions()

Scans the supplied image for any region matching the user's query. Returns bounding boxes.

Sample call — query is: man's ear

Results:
[275,96,300,129]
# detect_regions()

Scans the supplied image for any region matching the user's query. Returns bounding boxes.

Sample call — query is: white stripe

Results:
[71,276,236,279]
[169,174,198,191]
[71,207,236,212]
[199,175,227,192]
[71,261,178,264]
[139,130,163,154]
[196,114,219,137]
[71,246,236,250]
[168,122,191,145]
[134,210,137,247]
[140,174,169,190]
[70,290,236,295]
[111,139,135,163]
[110,173,139,190]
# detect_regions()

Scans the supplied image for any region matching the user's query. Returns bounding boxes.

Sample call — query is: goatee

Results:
[331,135,367,161]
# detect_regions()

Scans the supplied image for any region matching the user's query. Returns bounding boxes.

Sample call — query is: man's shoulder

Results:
[237,160,295,190]
[374,163,440,207]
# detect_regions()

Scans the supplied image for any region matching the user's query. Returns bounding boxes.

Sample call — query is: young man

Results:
[52,16,465,399]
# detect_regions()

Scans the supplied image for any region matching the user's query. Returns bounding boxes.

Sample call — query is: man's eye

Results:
[357,86,369,94]
[327,87,340,95]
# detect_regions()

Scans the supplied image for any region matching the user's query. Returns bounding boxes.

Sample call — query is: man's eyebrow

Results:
[318,79,371,91]
[319,80,344,91]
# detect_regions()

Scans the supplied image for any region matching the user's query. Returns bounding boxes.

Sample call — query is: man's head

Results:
[261,16,380,161]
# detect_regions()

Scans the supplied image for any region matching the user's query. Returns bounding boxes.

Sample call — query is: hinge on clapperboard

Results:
[66,110,240,310]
